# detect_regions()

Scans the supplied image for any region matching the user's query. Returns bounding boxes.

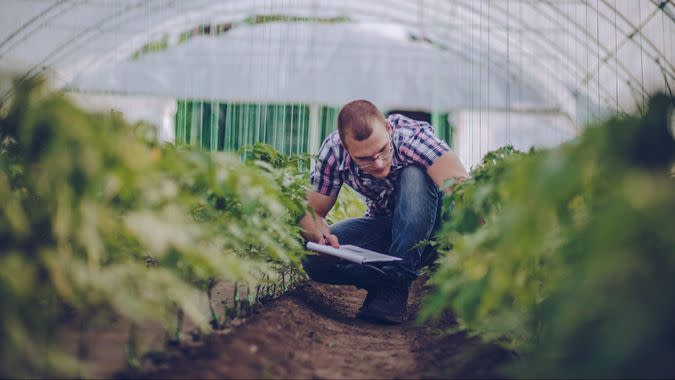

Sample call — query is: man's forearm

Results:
[428,151,470,195]
[299,210,341,247]
[300,191,340,246]
[299,210,329,242]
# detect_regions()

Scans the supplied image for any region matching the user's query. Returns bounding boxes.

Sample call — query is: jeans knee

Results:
[399,165,438,196]
[396,165,440,216]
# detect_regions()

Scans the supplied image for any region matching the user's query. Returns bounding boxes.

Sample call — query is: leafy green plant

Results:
[241,141,367,223]
[326,186,368,224]
[422,94,675,377]
[0,78,310,376]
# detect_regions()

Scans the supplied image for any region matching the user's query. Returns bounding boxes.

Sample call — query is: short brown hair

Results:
[337,99,387,144]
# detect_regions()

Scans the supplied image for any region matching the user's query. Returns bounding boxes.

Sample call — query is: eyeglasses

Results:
[352,139,394,169]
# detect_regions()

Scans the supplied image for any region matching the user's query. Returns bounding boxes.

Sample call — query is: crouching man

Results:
[299,99,468,324]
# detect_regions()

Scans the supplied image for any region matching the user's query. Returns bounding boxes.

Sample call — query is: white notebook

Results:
[306,242,403,265]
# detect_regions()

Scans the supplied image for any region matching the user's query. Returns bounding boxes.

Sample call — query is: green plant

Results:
[422,94,675,377]
[0,78,310,376]
[326,186,368,224]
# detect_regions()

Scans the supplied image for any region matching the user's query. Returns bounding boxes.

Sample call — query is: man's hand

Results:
[319,232,340,248]
[299,191,340,248]
[299,217,340,248]
[300,220,340,262]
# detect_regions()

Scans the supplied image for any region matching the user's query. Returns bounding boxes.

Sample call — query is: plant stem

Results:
[126,323,140,370]
[206,278,219,328]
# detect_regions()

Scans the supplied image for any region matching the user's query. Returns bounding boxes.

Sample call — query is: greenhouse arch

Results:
[1,1,674,378]
[2,0,672,166]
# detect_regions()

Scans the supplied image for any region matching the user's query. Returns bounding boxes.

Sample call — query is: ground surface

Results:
[138,276,514,379]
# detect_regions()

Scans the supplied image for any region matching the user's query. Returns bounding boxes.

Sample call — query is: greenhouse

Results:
[1,0,673,378]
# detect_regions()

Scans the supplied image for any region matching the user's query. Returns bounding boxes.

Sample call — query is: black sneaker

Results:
[356,287,379,316]
[356,281,410,324]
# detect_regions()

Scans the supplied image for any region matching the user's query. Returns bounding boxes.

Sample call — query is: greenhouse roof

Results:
[66,22,555,112]
[1,0,673,119]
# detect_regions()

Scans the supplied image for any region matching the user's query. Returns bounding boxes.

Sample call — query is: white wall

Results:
[66,92,176,143]
[1,65,176,143]
[452,110,578,170]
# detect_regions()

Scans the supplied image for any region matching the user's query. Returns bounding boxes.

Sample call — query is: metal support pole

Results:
[308,103,320,155]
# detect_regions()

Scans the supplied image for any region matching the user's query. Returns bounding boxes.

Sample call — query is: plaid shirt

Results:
[310,114,450,217]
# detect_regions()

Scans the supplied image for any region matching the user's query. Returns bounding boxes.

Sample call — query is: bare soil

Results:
[136,276,515,379]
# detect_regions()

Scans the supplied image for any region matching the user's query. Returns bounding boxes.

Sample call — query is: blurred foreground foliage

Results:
[0,79,313,377]
[423,94,675,377]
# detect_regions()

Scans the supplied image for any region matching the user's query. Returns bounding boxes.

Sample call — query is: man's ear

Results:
[340,133,351,150]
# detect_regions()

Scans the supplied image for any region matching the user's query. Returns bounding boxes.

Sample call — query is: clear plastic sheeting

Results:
[1,1,672,110]
[1,0,673,166]
[452,110,578,169]
[67,22,554,113]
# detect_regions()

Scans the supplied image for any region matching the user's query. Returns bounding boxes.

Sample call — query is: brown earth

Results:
[135,276,515,379]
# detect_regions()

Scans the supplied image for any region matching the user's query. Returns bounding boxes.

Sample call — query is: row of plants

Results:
[422,94,675,377]
[0,79,324,377]
[240,141,368,225]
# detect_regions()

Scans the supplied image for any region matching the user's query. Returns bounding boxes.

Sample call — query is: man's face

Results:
[344,121,393,179]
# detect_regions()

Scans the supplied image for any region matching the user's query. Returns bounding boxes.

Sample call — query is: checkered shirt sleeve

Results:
[396,117,450,168]
[310,138,343,197]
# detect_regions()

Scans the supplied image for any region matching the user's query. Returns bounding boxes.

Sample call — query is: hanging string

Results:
[564,1,574,138]
[638,1,646,112]
[263,0,272,150]
[288,3,298,153]
[468,5,474,167]
[287,1,294,155]
[596,0,601,118]
[486,1,493,151]
[506,0,511,146]
[261,1,269,152]
[519,0,524,139]
[585,1,591,121]
[662,1,675,97]
[614,0,619,113]
[478,0,483,163]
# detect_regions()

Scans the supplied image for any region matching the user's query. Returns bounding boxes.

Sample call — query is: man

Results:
[299,99,468,323]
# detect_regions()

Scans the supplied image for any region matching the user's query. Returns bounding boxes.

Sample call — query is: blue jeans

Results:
[302,165,444,287]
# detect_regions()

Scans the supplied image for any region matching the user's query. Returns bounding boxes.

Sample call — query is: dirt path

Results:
[143,276,513,379]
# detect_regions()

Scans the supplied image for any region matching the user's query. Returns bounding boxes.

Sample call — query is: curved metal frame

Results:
[1,0,672,114]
